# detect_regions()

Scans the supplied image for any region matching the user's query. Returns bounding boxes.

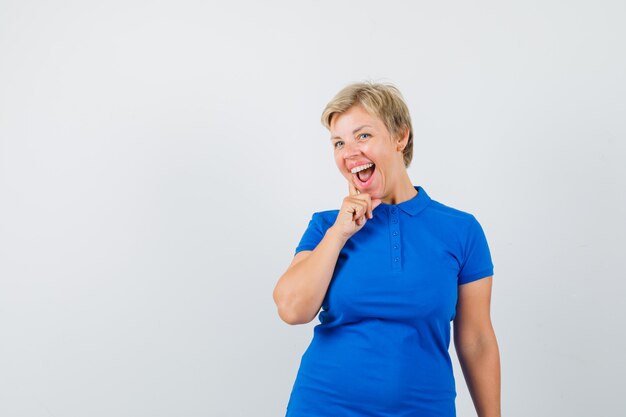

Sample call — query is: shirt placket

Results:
[389,206,401,271]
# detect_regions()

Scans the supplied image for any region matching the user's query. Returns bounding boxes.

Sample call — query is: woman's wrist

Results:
[325,225,349,246]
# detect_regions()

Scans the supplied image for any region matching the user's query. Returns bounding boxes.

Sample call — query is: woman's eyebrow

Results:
[331,125,373,140]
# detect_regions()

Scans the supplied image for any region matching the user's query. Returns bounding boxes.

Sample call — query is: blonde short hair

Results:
[321,81,414,168]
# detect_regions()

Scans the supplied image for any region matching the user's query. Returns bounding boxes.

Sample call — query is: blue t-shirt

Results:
[285,185,494,417]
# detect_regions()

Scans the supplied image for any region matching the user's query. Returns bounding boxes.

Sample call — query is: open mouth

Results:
[354,163,375,185]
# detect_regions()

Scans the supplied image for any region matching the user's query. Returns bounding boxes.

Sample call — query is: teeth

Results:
[350,163,374,174]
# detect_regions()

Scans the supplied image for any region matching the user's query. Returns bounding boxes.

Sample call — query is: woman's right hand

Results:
[331,177,382,241]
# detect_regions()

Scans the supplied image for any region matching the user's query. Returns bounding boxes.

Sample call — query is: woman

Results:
[273,81,501,417]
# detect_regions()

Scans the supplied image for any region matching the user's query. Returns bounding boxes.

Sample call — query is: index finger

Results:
[348,176,360,196]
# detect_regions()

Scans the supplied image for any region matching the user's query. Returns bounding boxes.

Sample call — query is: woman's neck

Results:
[380,176,417,205]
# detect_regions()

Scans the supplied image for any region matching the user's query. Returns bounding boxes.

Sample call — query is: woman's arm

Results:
[453,276,501,417]
[273,225,347,325]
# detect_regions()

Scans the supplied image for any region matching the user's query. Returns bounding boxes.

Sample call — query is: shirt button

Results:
[391,208,396,213]
[393,245,398,249]
[393,231,398,236]
[394,257,399,262]
[392,219,398,223]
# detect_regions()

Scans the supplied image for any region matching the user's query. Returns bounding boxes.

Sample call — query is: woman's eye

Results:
[359,133,370,140]
[334,141,343,149]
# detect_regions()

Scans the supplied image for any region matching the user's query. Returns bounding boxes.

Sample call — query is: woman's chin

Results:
[361,183,380,198]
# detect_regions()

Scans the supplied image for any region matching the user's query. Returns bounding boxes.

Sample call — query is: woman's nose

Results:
[342,140,361,158]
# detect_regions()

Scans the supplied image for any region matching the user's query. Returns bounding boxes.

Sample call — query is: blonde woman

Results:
[273,81,501,417]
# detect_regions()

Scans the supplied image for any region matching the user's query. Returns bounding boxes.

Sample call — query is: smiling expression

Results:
[330,104,408,198]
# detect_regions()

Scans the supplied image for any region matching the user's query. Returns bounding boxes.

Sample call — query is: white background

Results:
[1,1,624,416]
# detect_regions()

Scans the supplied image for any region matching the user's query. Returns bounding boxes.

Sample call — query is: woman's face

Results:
[330,104,406,198]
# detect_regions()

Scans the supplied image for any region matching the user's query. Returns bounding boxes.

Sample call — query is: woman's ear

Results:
[396,127,410,152]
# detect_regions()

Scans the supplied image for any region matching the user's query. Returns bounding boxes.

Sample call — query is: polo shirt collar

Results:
[380,185,431,216]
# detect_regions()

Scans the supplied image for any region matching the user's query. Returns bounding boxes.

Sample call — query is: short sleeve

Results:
[294,212,325,256]
[458,215,494,285]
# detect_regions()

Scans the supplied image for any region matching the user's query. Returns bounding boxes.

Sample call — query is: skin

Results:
[278,103,502,416]
[454,277,501,417]
[330,104,417,208]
